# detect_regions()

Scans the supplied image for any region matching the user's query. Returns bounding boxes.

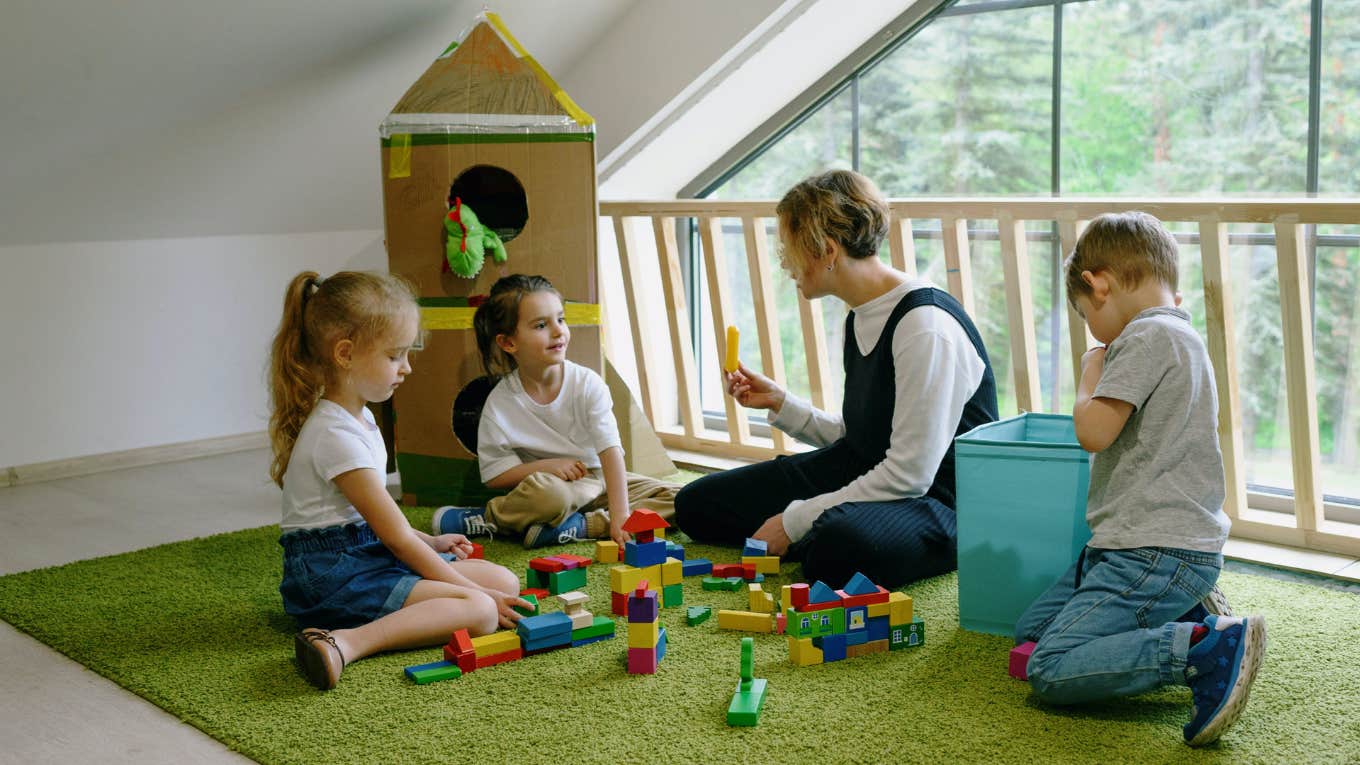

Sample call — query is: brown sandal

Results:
[294,628,345,690]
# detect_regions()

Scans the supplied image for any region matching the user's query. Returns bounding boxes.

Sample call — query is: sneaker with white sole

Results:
[431,506,497,537]
[1182,614,1267,746]
[1179,584,1234,624]
[523,512,586,549]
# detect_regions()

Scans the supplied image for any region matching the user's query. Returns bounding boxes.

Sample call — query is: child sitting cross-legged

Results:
[1014,212,1266,746]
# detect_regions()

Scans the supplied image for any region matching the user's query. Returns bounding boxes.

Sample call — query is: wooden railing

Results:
[599,198,1360,558]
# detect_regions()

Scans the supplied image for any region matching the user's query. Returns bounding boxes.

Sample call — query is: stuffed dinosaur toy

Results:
[444,196,508,279]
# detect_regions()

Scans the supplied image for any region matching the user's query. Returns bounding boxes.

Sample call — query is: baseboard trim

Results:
[3,431,269,488]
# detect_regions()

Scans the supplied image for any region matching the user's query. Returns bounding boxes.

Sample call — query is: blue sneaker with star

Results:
[523,511,587,549]
[431,506,498,537]
[1182,614,1267,746]
[1178,584,1234,624]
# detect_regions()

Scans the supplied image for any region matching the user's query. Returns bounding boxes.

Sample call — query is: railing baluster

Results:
[1197,218,1248,524]
[998,214,1041,414]
[1273,217,1324,535]
[940,216,975,315]
[698,217,751,446]
[797,294,833,412]
[1057,218,1093,384]
[887,214,917,277]
[652,217,703,441]
[612,216,661,426]
[742,217,790,452]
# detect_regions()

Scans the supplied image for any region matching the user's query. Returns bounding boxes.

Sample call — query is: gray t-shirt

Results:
[1086,306,1229,553]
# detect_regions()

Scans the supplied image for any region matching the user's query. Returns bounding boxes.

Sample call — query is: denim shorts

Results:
[279,522,454,630]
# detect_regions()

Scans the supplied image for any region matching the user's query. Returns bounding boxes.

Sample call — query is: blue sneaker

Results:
[1178,585,1234,624]
[523,512,587,549]
[431,506,497,537]
[1182,614,1267,746]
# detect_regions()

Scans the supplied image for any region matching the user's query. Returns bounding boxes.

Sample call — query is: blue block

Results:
[807,580,839,605]
[625,539,668,568]
[682,558,713,576]
[845,628,867,646]
[842,571,878,596]
[523,631,572,652]
[955,413,1092,636]
[516,612,572,642]
[404,659,453,680]
[742,537,768,557]
[655,627,668,663]
[570,632,615,648]
[753,573,764,583]
[867,615,889,642]
[845,605,868,633]
[665,541,686,560]
[821,632,847,662]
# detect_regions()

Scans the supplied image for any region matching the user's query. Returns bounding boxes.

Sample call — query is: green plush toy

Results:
[444,196,508,279]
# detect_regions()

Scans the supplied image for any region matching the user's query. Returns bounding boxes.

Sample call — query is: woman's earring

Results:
[826,263,834,271]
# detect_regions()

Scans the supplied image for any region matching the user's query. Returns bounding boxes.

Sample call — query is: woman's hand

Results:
[751,513,791,557]
[431,533,473,559]
[725,362,786,413]
[543,458,589,482]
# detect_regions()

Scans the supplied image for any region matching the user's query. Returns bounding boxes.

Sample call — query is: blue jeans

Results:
[1014,546,1222,705]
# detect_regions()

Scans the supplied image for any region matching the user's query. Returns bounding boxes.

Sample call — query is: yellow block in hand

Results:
[724,325,740,373]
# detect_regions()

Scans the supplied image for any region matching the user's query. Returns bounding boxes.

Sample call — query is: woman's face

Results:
[777,221,831,300]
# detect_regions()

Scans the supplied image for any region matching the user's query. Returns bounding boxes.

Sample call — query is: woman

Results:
[674,170,998,589]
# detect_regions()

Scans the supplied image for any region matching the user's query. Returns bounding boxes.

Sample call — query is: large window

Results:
[696,0,1360,507]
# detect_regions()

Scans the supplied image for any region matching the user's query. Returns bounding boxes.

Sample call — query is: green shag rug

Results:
[2,508,1358,765]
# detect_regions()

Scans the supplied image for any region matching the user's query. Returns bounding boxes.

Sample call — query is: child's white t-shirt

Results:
[477,361,622,483]
[281,399,385,532]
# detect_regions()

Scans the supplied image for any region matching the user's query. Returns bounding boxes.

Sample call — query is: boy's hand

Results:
[544,458,589,482]
[751,513,791,557]
[489,592,532,629]
[432,533,473,559]
[1080,345,1107,371]
[608,508,631,548]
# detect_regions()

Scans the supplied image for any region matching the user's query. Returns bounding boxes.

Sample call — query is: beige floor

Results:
[0,449,279,765]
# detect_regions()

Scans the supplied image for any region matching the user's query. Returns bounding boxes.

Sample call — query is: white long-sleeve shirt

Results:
[775,280,987,543]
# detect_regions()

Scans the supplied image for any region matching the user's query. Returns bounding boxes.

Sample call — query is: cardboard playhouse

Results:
[378,13,672,506]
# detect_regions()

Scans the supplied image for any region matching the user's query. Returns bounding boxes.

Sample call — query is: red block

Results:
[521,588,550,600]
[627,646,658,674]
[633,580,652,599]
[543,555,581,570]
[741,562,757,580]
[712,564,744,578]
[788,583,809,610]
[529,557,567,573]
[449,628,474,656]
[475,647,524,669]
[836,586,890,608]
[775,612,787,634]
[556,553,593,568]
[611,591,628,616]
[442,644,477,674]
[1009,641,1036,680]
[467,542,484,560]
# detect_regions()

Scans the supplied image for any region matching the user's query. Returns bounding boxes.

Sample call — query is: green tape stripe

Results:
[381,133,593,147]
[395,453,507,508]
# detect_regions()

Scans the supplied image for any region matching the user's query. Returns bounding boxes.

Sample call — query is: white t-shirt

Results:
[280,399,385,531]
[477,361,623,483]
[774,279,987,543]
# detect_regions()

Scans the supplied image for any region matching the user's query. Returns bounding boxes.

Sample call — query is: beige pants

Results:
[484,470,679,535]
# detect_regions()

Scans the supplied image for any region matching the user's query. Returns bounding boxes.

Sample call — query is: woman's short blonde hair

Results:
[775,169,889,270]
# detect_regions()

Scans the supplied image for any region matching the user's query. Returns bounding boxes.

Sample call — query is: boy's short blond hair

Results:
[1065,211,1179,306]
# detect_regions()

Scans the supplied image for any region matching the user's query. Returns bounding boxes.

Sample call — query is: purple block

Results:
[627,591,659,623]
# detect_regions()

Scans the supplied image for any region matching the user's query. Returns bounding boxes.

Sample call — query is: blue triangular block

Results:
[842,571,877,596]
[807,580,838,605]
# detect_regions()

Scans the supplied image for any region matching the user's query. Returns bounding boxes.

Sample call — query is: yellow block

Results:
[748,584,774,614]
[662,558,683,586]
[717,609,773,633]
[788,636,823,666]
[654,527,666,540]
[867,600,890,618]
[470,630,520,658]
[741,555,781,575]
[889,591,914,625]
[780,584,794,610]
[627,620,659,649]
[595,540,619,564]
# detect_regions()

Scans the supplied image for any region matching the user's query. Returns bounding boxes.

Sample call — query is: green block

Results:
[525,567,548,590]
[686,606,712,626]
[740,636,754,680]
[785,606,845,639]
[722,577,744,591]
[662,583,684,608]
[514,593,539,618]
[548,567,587,594]
[889,618,925,650]
[702,577,726,591]
[572,615,616,641]
[410,664,463,685]
[726,677,767,726]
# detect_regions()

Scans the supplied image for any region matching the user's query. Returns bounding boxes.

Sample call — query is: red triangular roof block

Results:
[621,508,670,534]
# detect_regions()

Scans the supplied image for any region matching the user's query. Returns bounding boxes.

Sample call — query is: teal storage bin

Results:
[954,413,1091,636]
